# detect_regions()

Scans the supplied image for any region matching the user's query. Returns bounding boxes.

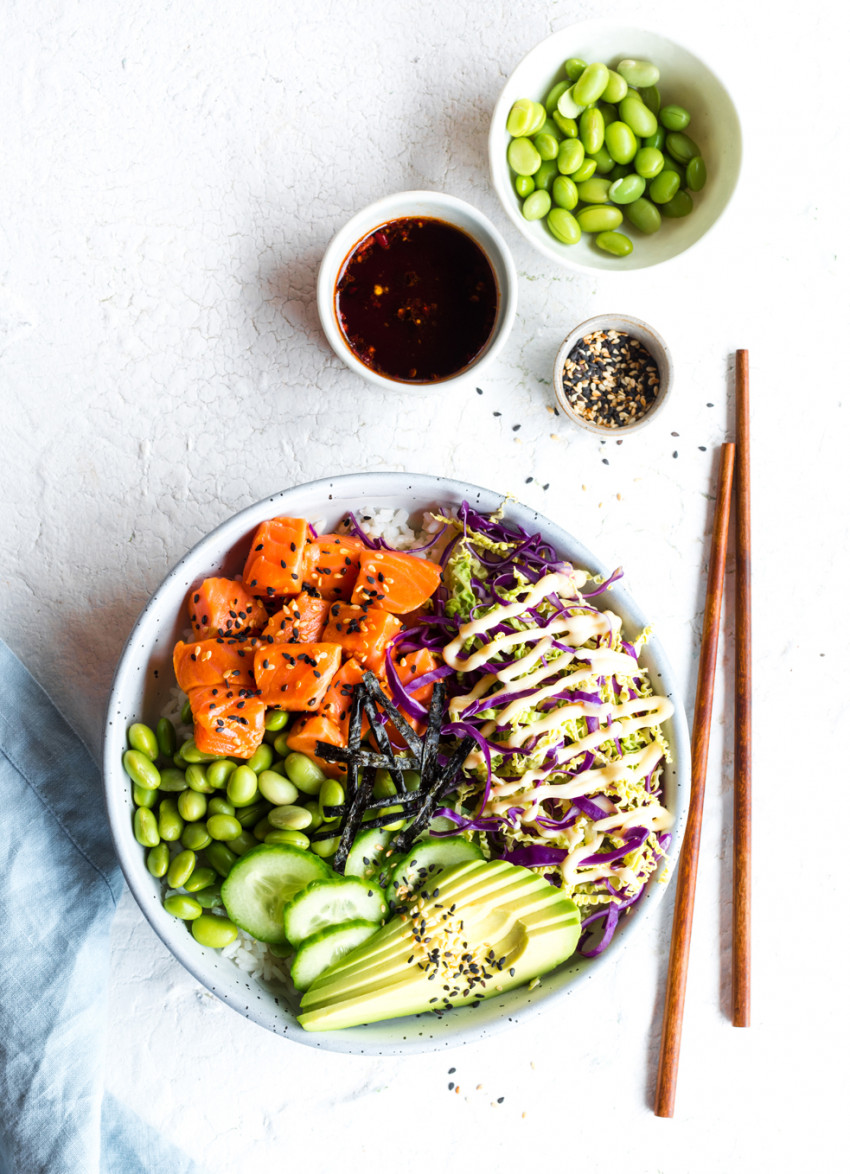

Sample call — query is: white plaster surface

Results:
[2,0,847,1171]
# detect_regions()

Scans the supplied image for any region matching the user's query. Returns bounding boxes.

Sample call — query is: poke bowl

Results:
[103,471,690,1055]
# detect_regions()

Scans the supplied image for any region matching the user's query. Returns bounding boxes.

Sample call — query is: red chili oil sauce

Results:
[334,216,498,383]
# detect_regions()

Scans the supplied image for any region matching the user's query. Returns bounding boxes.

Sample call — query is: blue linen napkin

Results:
[0,639,203,1174]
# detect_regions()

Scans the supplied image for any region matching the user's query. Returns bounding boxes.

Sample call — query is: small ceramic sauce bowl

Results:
[553,313,672,436]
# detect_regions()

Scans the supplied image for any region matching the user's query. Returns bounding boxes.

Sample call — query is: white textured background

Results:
[2,0,847,1171]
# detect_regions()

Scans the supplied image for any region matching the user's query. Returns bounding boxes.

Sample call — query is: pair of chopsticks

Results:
[654,351,751,1118]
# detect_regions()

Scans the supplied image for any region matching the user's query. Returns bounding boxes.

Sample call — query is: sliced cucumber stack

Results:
[221,844,332,944]
[343,828,398,884]
[291,921,380,991]
[283,878,388,947]
[386,836,485,905]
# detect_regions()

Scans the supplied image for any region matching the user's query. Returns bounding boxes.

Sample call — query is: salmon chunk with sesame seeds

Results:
[285,715,347,779]
[301,534,364,599]
[262,592,330,644]
[192,693,265,758]
[253,642,342,710]
[242,517,310,601]
[320,603,402,673]
[187,577,268,640]
[173,637,260,693]
[350,550,442,614]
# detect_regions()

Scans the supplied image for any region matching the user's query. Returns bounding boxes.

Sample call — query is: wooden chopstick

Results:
[654,441,736,1119]
[733,351,752,1027]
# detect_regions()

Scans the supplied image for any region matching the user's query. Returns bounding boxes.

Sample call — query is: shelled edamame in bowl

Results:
[488,21,742,272]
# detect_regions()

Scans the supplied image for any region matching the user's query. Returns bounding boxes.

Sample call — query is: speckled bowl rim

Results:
[103,472,690,1056]
[553,313,673,436]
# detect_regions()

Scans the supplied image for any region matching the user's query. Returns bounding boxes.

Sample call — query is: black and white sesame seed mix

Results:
[561,329,660,428]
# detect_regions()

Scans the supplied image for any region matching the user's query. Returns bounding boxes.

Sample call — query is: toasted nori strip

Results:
[390,734,476,855]
[419,682,445,791]
[314,743,418,771]
[362,693,408,795]
[312,804,404,841]
[362,670,423,755]
[330,764,375,869]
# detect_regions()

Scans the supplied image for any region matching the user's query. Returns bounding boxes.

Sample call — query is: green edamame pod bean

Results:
[206,814,242,841]
[167,849,197,889]
[373,770,397,800]
[264,708,289,733]
[552,111,578,138]
[128,722,158,760]
[601,70,628,104]
[533,132,559,162]
[257,769,298,806]
[180,821,212,851]
[193,887,224,910]
[208,796,236,817]
[247,744,273,774]
[227,765,258,806]
[685,156,707,191]
[402,770,421,792]
[507,137,542,176]
[557,137,584,176]
[539,117,560,139]
[205,842,237,877]
[579,107,605,155]
[268,804,314,831]
[556,86,584,119]
[123,750,161,791]
[191,914,238,948]
[184,866,217,892]
[206,758,237,790]
[605,120,638,165]
[235,801,269,829]
[178,789,207,822]
[146,842,169,878]
[546,208,582,245]
[272,732,290,757]
[133,782,158,809]
[158,767,188,792]
[527,102,546,135]
[180,699,193,726]
[571,157,597,183]
[522,190,551,220]
[515,174,535,198]
[158,797,185,842]
[265,829,311,849]
[643,128,666,152]
[660,104,691,132]
[649,170,680,204]
[576,205,623,233]
[576,177,611,204]
[185,764,214,794]
[164,894,202,921]
[133,807,160,848]
[506,98,539,137]
[253,817,272,840]
[619,96,657,139]
[666,131,700,164]
[564,57,587,81]
[225,831,259,857]
[180,738,217,764]
[608,174,646,204]
[609,163,631,181]
[311,835,340,859]
[303,800,323,832]
[376,805,404,832]
[545,80,570,114]
[662,155,685,180]
[156,718,177,759]
[589,145,615,175]
[319,779,346,819]
[660,190,694,218]
[533,159,559,192]
[573,63,609,107]
[283,752,326,796]
[639,85,661,115]
[616,58,660,88]
[595,230,634,257]
[596,101,617,126]
[635,146,665,179]
[625,197,663,234]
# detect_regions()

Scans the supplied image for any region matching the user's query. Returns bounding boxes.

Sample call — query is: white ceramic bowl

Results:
[316,191,517,393]
[489,21,743,273]
[103,472,690,1055]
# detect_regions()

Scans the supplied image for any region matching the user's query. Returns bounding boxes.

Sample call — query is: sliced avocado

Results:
[297,860,580,1031]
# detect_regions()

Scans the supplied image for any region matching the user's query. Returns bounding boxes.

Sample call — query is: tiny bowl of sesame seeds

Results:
[553,313,672,436]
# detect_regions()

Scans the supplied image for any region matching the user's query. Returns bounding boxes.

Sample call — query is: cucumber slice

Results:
[344,828,395,881]
[220,844,332,944]
[291,920,380,991]
[386,836,485,905]
[283,878,388,947]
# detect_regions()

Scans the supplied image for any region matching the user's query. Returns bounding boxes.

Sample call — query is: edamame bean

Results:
[185,764,214,794]
[283,752,326,796]
[539,117,560,138]
[180,821,212,851]
[319,779,346,820]
[579,107,605,155]
[685,156,707,191]
[545,80,570,113]
[616,58,660,88]
[546,208,582,244]
[225,831,259,856]
[609,174,646,204]
[564,57,587,81]
[180,699,193,726]
[576,205,623,233]
[556,86,584,119]
[128,722,158,760]
[167,849,197,889]
[609,163,630,181]
[146,843,169,878]
[264,708,289,733]
[402,770,421,791]
[156,718,177,759]
[571,157,597,183]
[522,190,551,220]
[507,137,542,176]
[184,866,217,892]
[649,170,680,204]
[373,769,397,800]
[635,146,665,179]
[133,807,160,848]
[643,129,666,153]
[206,758,237,790]
[552,111,578,138]
[576,177,611,204]
[191,914,238,948]
[227,765,258,806]
[253,817,272,840]
[533,158,559,192]
[605,120,638,164]
[533,131,559,161]
[515,174,535,198]
[589,144,615,175]
[257,769,299,806]
[123,750,161,791]
[268,804,314,831]
[247,744,273,774]
[303,800,323,832]
[376,804,404,832]
[311,835,340,859]
[660,190,694,217]
[158,797,185,842]
[194,886,223,909]
[272,732,290,757]
[178,789,207,822]
[207,814,242,841]
[506,98,542,137]
[573,62,609,106]
[235,801,270,829]
[666,131,700,164]
[595,230,634,257]
[205,842,237,877]
[640,85,661,115]
[265,829,311,849]
[164,894,202,921]
[208,796,236,817]
[619,95,657,139]
[133,782,158,809]
[663,154,686,180]
[180,738,217,764]
[625,197,663,234]
[158,767,188,792]
[660,104,691,131]
[596,101,617,126]
[557,137,584,175]
[601,70,628,103]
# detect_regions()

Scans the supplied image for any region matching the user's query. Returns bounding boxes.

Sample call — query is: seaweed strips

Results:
[313,671,474,873]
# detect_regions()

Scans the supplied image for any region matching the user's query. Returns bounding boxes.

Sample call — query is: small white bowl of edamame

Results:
[489,21,742,273]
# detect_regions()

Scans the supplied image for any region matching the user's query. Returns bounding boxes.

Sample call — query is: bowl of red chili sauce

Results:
[317,191,517,392]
